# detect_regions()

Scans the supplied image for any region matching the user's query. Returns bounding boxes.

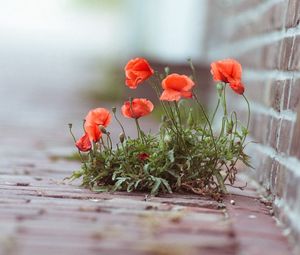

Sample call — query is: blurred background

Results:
[0,0,209,149]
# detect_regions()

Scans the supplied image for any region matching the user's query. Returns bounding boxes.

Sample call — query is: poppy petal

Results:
[160,89,182,101]
[75,133,92,152]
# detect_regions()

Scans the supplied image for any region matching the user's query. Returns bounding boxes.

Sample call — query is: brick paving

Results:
[0,117,293,255]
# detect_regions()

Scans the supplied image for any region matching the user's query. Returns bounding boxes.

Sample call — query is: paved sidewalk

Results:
[0,141,292,255]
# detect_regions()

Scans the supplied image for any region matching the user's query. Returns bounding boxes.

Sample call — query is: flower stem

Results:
[242,94,251,131]
[68,124,86,167]
[113,110,127,139]
[135,118,146,143]
[211,98,220,124]
[192,92,217,153]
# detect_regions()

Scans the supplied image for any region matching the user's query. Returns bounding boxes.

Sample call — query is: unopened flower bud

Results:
[164,66,170,75]
[119,132,125,143]
[112,107,116,114]
[68,123,73,129]
[226,120,233,134]
[204,137,211,143]
[187,110,194,127]
[99,125,107,134]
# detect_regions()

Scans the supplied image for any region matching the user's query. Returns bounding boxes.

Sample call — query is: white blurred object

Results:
[126,0,207,62]
[0,0,127,57]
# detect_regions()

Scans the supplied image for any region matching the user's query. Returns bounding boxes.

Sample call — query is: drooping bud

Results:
[119,132,125,143]
[99,125,107,134]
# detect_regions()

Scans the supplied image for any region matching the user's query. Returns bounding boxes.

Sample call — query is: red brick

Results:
[285,0,300,28]
[274,163,288,198]
[290,107,300,158]
[268,117,280,149]
[277,119,294,154]
[228,1,286,41]
[289,35,300,71]
[269,80,284,112]
[270,159,279,193]
[282,79,292,110]
[278,37,295,70]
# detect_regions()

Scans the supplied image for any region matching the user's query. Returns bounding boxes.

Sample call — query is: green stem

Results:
[230,94,251,175]
[68,125,87,167]
[211,98,220,125]
[188,58,199,87]
[222,86,228,117]
[113,111,127,139]
[174,101,183,130]
[214,170,227,193]
[193,92,217,154]
[135,118,146,143]
[218,86,229,139]
[242,94,251,131]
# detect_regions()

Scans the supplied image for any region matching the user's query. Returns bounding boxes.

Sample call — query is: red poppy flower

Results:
[121,98,154,119]
[210,59,245,95]
[160,74,195,101]
[85,108,111,127]
[84,108,111,142]
[84,122,102,142]
[75,133,92,152]
[125,58,154,89]
[138,153,150,161]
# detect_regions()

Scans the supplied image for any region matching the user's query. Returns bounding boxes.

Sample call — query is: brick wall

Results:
[205,0,300,247]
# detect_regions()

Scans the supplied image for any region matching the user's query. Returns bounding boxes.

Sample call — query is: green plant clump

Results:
[68,58,251,199]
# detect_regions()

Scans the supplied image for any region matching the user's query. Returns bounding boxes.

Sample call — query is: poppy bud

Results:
[204,137,211,143]
[99,125,107,134]
[164,66,170,75]
[226,120,233,134]
[187,109,194,127]
[112,107,116,114]
[68,123,73,129]
[119,132,125,143]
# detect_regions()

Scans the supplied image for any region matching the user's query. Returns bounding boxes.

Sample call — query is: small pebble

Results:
[230,199,235,205]
[16,182,30,186]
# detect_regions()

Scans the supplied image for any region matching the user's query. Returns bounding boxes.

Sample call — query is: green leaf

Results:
[161,178,173,193]
[112,177,127,192]
[143,163,150,175]
[150,178,161,196]
[127,181,135,192]
[134,179,142,189]
[167,149,175,163]
[67,170,83,181]
[241,126,249,136]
